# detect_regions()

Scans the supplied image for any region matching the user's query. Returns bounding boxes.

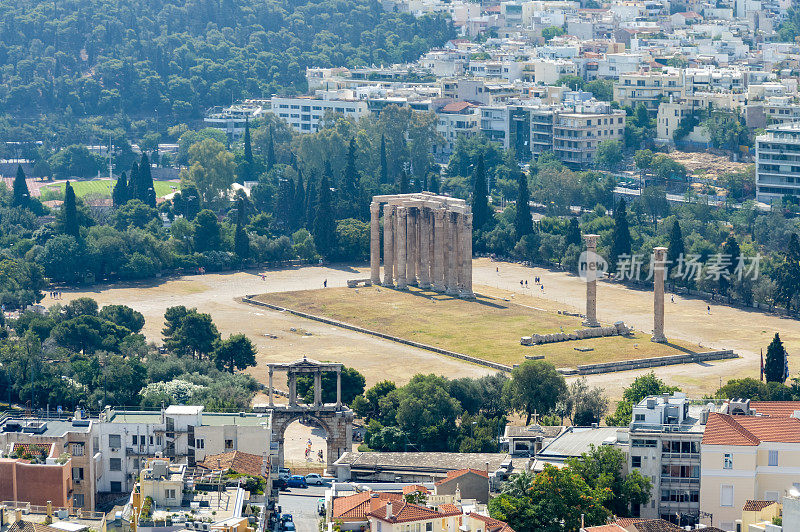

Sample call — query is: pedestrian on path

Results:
[323,279,327,288]
[707,305,711,314]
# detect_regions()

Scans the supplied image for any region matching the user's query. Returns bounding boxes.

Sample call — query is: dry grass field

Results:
[255,285,698,369]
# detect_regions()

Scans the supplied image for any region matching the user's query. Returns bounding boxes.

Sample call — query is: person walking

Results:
[323,279,327,288]
[707,305,711,314]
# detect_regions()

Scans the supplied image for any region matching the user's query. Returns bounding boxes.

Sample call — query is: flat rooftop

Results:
[0,418,93,437]
[335,452,510,473]
[536,427,628,462]
[107,410,271,427]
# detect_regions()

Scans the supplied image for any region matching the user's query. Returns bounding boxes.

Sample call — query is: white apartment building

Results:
[614,70,684,112]
[435,101,480,158]
[627,392,706,527]
[96,406,272,495]
[755,123,800,203]
[269,92,369,133]
[203,103,265,139]
[552,106,626,166]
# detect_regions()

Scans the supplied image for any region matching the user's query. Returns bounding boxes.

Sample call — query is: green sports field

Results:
[39,179,178,200]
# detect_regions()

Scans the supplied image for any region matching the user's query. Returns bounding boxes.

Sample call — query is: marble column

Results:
[460,212,474,298]
[314,371,322,406]
[336,367,342,408]
[433,209,446,292]
[652,247,668,343]
[418,209,431,289]
[583,234,601,327]
[396,207,408,289]
[289,374,297,407]
[445,212,459,295]
[382,205,394,287]
[370,202,381,285]
[268,368,274,407]
[407,208,418,286]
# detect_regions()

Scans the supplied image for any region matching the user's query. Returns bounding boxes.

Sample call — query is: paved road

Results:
[275,485,326,532]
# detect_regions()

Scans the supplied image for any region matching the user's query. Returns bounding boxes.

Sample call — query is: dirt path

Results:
[60,259,800,402]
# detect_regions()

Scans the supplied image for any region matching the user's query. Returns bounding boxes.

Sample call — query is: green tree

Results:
[716,377,772,400]
[380,134,388,184]
[504,360,567,424]
[352,380,397,423]
[594,140,623,170]
[565,217,581,248]
[61,181,80,238]
[765,333,787,383]
[313,174,335,258]
[514,171,533,240]
[542,25,567,42]
[13,165,29,208]
[633,149,654,172]
[720,234,741,295]
[99,305,145,333]
[214,333,257,373]
[667,219,685,281]
[239,119,255,183]
[472,155,490,230]
[395,374,462,451]
[584,79,613,102]
[137,153,156,207]
[165,310,220,359]
[611,199,631,270]
[566,445,651,517]
[193,209,222,253]
[181,138,235,208]
[555,74,583,90]
[779,233,800,311]
[489,465,609,532]
[296,366,366,405]
[339,137,361,219]
[606,372,680,426]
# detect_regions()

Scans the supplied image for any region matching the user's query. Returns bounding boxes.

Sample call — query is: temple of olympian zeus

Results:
[368,192,474,298]
[582,234,667,342]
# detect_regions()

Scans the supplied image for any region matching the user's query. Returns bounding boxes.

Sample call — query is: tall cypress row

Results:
[514,170,533,241]
[471,155,490,230]
[313,174,335,258]
[379,134,388,185]
[234,198,250,261]
[112,171,129,207]
[62,181,80,238]
[139,153,156,207]
[13,165,30,208]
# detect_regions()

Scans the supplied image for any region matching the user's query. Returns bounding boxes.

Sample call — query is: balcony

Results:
[660,476,700,485]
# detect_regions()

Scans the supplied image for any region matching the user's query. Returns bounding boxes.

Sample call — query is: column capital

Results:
[383,203,395,215]
[584,233,599,248]
[370,201,381,214]
[397,206,408,217]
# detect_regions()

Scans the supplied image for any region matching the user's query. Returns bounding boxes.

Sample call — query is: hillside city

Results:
[1,0,800,531]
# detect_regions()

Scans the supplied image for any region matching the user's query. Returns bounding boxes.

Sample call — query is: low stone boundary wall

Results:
[346,278,373,288]
[242,295,513,373]
[558,349,738,376]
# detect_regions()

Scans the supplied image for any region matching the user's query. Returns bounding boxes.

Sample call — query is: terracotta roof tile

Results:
[402,484,429,494]
[584,526,627,532]
[11,443,54,459]
[9,522,62,532]
[743,500,777,511]
[197,451,264,477]
[333,491,403,521]
[750,401,800,417]
[435,468,489,486]
[702,413,800,446]
[468,512,516,532]
[367,500,452,523]
[614,518,647,527]
[629,519,683,532]
[440,101,476,113]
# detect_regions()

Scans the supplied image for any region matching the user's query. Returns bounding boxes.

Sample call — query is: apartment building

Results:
[755,122,800,203]
[552,107,626,166]
[97,406,272,495]
[435,101,480,158]
[700,411,800,531]
[627,392,705,527]
[0,411,98,510]
[203,103,264,139]
[614,71,684,112]
[269,92,369,133]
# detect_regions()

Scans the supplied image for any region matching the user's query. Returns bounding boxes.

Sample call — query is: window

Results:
[166,489,176,499]
[765,491,780,502]
[634,414,645,421]
[632,456,642,468]
[768,450,778,466]
[195,439,205,449]
[723,453,733,469]
[156,436,162,446]
[74,494,85,508]
[721,485,734,507]
[72,467,84,480]
[132,435,138,445]
[110,458,122,471]
[71,443,84,456]
[225,440,234,450]
[109,434,121,448]
[110,481,122,493]
[426,523,433,531]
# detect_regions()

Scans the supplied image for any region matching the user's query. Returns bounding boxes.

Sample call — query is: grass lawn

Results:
[255,285,699,369]
[40,179,177,200]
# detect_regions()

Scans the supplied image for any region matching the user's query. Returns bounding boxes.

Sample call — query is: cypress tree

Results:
[139,153,156,207]
[379,134,388,185]
[611,199,631,270]
[129,161,140,201]
[341,137,360,218]
[566,217,581,248]
[240,119,254,184]
[667,219,684,281]
[471,155,490,230]
[313,174,335,258]
[13,165,29,208]
[780,233,800,312]
[514,170,533,241]
[234,198,250,261]
[399,170,410,194]
[720,234,740,295]
[62,181,79,238]
[112,171,129,207]
[305,173,317,231]
[764,332,787,383]
[294,171,306,229]
[266,125,276,171]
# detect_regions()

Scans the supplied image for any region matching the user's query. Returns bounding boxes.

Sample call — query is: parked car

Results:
[286,475,307,488]
[272,478,288,491]
[280,514,293,524]
[305,473,325,485]
[282,523,295,531]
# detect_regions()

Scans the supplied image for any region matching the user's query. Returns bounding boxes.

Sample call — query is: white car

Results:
[305,473,325,485]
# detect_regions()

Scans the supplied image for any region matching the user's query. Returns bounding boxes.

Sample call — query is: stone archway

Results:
[267,357,354,474]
